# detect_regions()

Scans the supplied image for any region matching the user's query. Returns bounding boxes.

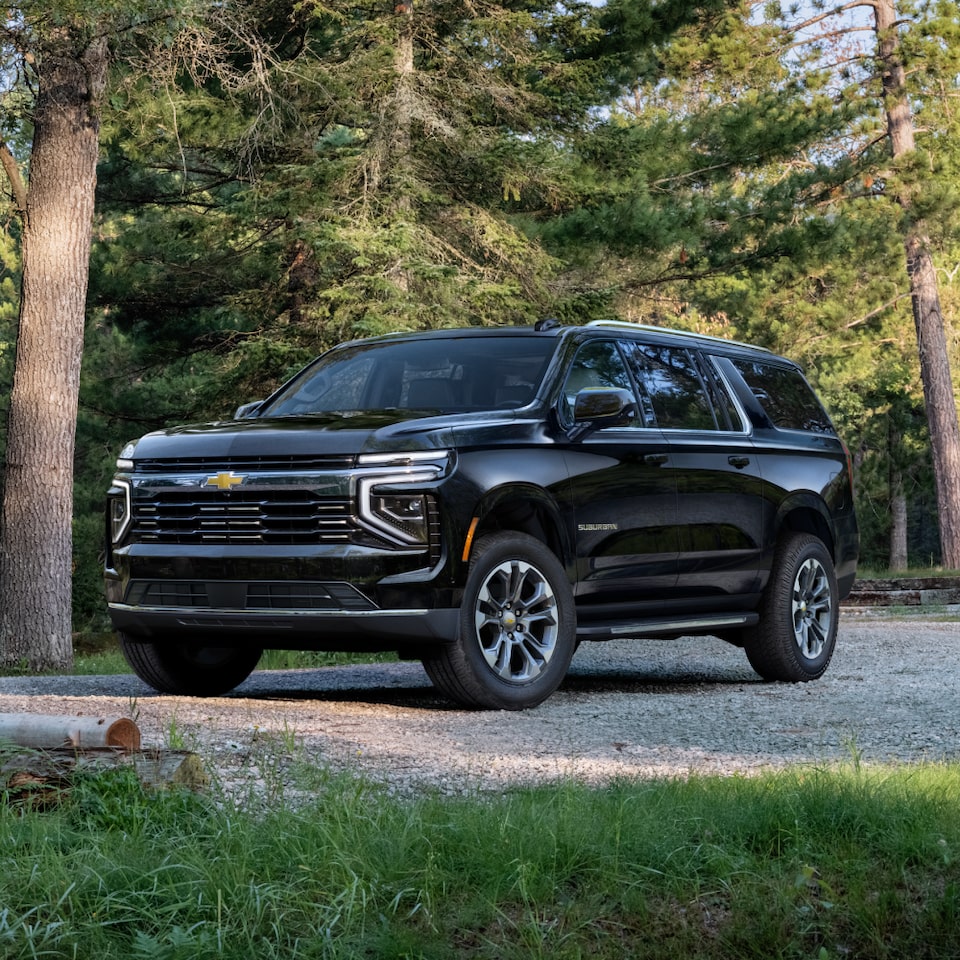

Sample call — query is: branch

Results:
[784,0,879,36]
[779,24,876,58]
[0,140,27,217]
[844,293,911,328]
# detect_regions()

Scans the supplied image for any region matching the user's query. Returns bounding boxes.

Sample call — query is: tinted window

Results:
[563,341,640,425]
[732,359,835,434]
[701,357,744,432]
[627,344,718,430]
[260,337,557,416]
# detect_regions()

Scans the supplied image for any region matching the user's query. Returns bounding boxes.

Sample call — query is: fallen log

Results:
[1,748,208,807]
[0,713,141,750]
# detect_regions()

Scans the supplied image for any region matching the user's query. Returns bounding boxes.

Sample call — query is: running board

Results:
[576,612,759,641]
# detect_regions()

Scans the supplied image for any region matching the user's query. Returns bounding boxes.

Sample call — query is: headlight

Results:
[356,451,449,546]
[108,479,132,544]
[358,473,437,545]
[369,491,431,544]
[116,440,137,469]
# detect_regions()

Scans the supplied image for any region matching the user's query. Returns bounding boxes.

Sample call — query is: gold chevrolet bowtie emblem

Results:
[205,471,245,491]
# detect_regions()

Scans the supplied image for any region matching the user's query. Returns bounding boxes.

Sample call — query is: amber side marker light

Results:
[462,517,480,563]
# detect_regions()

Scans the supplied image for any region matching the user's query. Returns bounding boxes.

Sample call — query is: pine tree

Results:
[0,9,109,669]
[0,0,274,666]
[87,0,686,420]
[539,0,960,567]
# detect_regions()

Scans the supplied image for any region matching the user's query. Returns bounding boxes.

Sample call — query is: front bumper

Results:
[108,600,460,651]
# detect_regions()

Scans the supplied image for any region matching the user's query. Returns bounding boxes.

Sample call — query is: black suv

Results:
[105,320,858,709]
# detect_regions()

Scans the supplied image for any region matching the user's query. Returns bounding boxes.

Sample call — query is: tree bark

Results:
[3,749,207,807]
[0,28,108,669]
[391,0,415,294]
[0,713,141,750]
[874,0,960,568]
[888,423,909,570]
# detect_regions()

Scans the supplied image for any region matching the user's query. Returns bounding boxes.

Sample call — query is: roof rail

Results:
[585,319,773,353]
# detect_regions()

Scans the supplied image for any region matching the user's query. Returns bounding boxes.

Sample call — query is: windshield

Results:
[258,336,558,417]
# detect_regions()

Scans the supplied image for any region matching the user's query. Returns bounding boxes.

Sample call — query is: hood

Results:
[125,409,521,462]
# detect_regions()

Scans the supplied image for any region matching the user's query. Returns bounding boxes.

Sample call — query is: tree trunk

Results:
[3,749,207,808]
[392,1,415,294]
[874,0,960,568]
[0,30,108,669]
[888,432,909,570]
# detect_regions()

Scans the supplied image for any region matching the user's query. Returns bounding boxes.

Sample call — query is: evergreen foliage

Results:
[529,0,960,569]
[1,0,958,630]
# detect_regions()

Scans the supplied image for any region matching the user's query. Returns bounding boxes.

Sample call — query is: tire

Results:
[743,532,838,682]
[422,532,576,710]
[120,634,262,696]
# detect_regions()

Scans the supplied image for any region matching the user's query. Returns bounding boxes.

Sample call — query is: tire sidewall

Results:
[120,634,262,696]
[457,532,576,709]
[768,534,838,680]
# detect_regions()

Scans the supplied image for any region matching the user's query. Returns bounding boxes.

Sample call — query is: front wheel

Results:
[743,532,838,682]
[120,634,262,696]
[422,532,576,709]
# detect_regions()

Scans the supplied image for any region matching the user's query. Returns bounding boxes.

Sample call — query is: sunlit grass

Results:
[0,759,958,958]
[0,634,396,678]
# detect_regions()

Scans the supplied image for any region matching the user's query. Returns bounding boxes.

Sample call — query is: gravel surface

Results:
[0,611,957,799]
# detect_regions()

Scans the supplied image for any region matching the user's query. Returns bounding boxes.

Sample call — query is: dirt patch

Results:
[0,613,956,799]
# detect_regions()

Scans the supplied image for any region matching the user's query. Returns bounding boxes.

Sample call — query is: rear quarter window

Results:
[732,359,835,435]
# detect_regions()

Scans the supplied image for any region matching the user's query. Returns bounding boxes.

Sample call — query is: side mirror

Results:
[571,388,637,436]
[234,400,264,420]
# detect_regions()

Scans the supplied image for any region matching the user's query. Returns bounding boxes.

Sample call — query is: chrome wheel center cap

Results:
[501,611,518,631]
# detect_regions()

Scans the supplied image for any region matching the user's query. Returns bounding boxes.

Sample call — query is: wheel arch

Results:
[774,495,836,559]
[465,484,572,570]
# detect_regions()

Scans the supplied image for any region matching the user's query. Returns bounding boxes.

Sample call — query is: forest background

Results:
[0,0,958,643]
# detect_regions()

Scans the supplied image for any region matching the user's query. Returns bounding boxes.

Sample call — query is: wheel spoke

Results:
[791,557,832,661]
[487,635,512,677]
[509,638,543,681]
[506,561,527,607]
[474,558,559,684]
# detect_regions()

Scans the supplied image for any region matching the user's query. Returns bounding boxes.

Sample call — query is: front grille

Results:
[246,581,375,610]
[126,581,210,607]
[132,491,355,545]
[125,580,376,611]
[134,455,356,473]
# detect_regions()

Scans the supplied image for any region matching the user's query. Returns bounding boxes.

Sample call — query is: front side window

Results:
[562,341,640,425]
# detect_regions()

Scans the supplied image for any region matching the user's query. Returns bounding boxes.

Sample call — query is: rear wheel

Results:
[120,634,262,696]
[743,532,837,682]
[423,532,576,709]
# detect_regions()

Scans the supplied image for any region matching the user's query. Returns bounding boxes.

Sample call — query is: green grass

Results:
[1,760,959,958]
[0,636,396,678]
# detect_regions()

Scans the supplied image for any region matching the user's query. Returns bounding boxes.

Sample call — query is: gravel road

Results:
[0,611,956,798]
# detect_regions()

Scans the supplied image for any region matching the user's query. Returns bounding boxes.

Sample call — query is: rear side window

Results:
[626,343,719,431]
[732,359,835,435]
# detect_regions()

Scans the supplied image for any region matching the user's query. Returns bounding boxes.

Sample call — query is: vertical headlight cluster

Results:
[108,478,132,545]
[108,444,137,546]
[356,451,449,546]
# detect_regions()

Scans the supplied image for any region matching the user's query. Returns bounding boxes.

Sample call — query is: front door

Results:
[560,339,679,609]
